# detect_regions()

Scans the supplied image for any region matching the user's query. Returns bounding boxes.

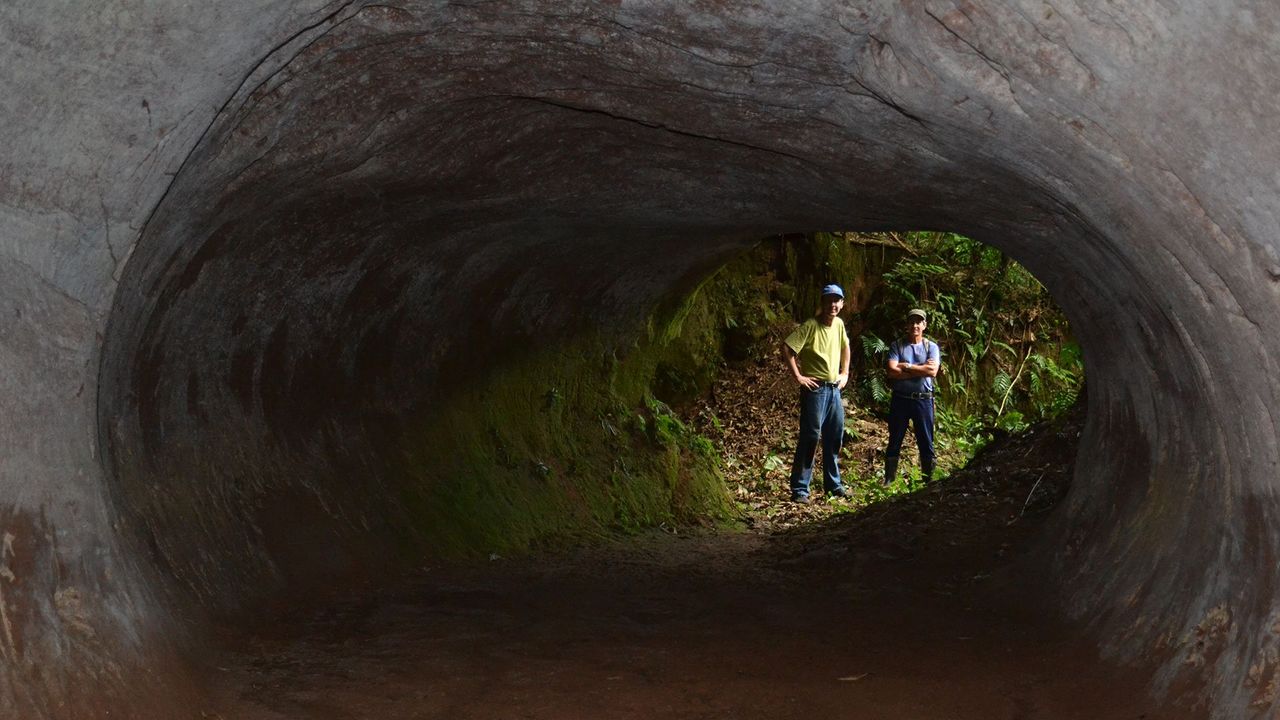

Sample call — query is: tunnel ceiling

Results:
[2,2,1279,719]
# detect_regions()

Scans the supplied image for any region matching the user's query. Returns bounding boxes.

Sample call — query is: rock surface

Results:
[2,1,1279,718]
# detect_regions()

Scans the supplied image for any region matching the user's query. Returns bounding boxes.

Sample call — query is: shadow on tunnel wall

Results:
[78,2,1280,719]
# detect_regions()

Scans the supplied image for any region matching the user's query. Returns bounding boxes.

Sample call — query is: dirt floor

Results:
[203,396,1202,720]
[203,531,1194,720]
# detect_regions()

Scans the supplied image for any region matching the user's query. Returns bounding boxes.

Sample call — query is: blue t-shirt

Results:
[888,339,940,395]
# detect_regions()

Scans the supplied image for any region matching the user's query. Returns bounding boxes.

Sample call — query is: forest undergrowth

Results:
[688,340,1081,533]
[674,231,1086,532]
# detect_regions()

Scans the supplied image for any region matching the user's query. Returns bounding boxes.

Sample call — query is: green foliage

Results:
[996,409,1028,433]
[864,374,891,405]
[676,231,1083,520]
[935,405,993,457]
[399,319,738,560]
[857,331,893,404]
[992,371,1014,400]
[859,332,889,357]
[762,454,786,473]
[1025,348,1082,417]
[849,231,1084,435]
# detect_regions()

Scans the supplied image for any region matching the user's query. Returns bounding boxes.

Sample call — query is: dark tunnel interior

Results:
[76,2,1280,718]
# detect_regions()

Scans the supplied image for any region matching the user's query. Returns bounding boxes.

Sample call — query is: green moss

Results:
[396,324,736,560]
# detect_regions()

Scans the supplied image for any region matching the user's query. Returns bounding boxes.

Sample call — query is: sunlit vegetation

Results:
[401,231,1085,551]
[847,232,1083,453]
[663,231,1085,522]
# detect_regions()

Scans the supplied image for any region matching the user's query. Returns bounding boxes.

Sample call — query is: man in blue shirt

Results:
[884,308,941,485]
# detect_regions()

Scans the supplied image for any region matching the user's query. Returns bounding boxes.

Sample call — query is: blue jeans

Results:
[789,383,845,497]
[886,394,935,462]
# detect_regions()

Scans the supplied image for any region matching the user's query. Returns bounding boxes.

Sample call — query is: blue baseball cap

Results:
[820,284,844,299]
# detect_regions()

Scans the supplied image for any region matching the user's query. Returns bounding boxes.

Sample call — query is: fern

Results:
[860,333,889,358]
[992,371,1014,400]
[1051,386,1079,413]
[828,231,1084,426]
[1029,365,1044,395]
[865,375,891,405]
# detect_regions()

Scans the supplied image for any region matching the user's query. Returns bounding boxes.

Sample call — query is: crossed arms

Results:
[886,354,940,381]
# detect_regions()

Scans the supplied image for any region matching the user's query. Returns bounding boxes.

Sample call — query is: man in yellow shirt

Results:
[782,284,852,503]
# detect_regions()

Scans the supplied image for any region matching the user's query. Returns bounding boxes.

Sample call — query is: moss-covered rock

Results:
[396,303,738,558]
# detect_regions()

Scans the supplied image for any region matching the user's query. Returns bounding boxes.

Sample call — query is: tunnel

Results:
[3,1,1280,718]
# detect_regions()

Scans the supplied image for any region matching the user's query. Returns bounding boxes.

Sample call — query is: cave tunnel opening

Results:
[102,216,1138,720]
[78,3,1280,718]
[93,194,1175,720]
[638,230,1089,511]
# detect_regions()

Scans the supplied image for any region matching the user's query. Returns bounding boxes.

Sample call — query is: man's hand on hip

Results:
[796,375,820,390]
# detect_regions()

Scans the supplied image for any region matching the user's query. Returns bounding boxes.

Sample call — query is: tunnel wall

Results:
[0,2,354,717]
[3,1,1280,718]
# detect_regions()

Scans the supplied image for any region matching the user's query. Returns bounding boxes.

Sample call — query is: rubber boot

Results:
[883,455,899,486]
[921,456,936,484]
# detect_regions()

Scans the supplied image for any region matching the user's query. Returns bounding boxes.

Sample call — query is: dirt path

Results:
[203,391,1194,720]
[204,519,1197,720]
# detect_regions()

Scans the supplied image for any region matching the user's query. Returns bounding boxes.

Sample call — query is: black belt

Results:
[894,391,934,399]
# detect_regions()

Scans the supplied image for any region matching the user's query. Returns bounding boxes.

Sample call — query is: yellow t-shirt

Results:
[785,317,849,382]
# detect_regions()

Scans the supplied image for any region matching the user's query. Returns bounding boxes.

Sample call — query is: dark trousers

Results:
[790,384,845,497]
[886,394,935,461]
